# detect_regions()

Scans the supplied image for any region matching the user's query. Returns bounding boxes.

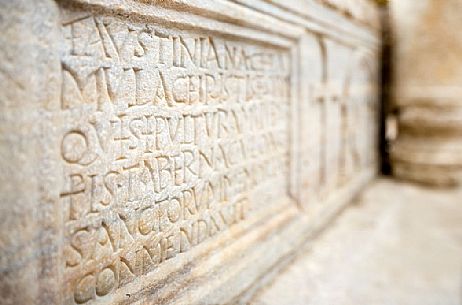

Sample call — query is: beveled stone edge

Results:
[391,139,462,166]
[65,0,380,50]
[64,0,303,48]
[232,0,380,49]
[88,196,297,305]
[392,161,462,187]
[190,167,377,305]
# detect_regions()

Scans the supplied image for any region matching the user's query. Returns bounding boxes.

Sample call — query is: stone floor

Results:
[251,178,462,305]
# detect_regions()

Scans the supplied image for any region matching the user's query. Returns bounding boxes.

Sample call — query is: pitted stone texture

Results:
[0,1,380,304]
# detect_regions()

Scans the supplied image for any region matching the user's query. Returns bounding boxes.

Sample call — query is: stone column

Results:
[390,0,462,186]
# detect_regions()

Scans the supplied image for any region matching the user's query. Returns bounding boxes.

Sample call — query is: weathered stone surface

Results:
[0,1,380,304]
[390,0,462,186]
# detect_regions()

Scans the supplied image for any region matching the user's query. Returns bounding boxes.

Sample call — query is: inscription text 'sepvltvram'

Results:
[59,8,291,304]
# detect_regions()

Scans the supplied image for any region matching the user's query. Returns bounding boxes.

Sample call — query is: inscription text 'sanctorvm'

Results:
[59,9,291,304]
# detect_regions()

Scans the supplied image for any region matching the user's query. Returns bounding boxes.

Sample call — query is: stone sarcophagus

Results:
[0,1,380,304]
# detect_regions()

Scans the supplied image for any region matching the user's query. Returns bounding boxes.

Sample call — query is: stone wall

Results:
[0,1,380,304]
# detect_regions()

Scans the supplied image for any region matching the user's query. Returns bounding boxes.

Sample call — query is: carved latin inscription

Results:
[59,8,291,304]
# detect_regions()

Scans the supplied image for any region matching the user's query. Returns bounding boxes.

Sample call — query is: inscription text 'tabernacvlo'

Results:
[59,10,291,304]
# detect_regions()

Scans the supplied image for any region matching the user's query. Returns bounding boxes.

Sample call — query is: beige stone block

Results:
[0,1,380,304]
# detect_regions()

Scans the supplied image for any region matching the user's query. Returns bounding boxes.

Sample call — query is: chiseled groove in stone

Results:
[318,0,380,29]
[228,167,377,305]
[259,0,380,48]
[398,107,462,137]
[215,170,379,305]
[144,0,305,39]
[64,0,302,48]
[169,207,302,305]
[391,108,462,186]
[391,136,462,185]
[165,202,298,305]
[399,125,462,138]
[87,199,295,305]
[397,87,462,107]
[392,162,462,187]
[391,140,462,166]
[230,0,379,51]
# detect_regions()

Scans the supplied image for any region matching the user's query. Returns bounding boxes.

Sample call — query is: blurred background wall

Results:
[388,0,462,187]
